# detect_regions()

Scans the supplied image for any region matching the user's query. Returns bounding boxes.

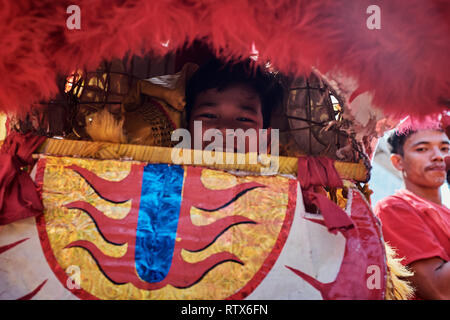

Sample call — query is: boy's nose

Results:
[216,119,240,131]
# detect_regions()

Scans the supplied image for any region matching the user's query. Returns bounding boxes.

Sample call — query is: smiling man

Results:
[374,128,450,299]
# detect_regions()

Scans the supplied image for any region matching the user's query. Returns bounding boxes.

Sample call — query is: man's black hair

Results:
[387,129,417,156]
[387,126,446,155]
[185,58,285,128]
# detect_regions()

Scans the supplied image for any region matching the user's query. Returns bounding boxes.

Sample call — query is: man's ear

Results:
[390,153,404,171]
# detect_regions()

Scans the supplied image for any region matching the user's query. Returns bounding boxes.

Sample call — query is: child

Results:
[184,58,284,152]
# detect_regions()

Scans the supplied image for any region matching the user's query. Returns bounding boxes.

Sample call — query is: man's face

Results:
[395,130,449,189]
[188,84,264,151]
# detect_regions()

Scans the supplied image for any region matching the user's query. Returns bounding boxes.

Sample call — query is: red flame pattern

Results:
[64,164,263,290]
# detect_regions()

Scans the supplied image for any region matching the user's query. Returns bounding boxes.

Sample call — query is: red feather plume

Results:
[0,0,448,119]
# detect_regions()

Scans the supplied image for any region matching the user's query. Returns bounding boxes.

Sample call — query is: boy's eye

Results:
[441,146,449,153]
[415,148,427,152]
[236,117,254,122]
[197,113,217,119]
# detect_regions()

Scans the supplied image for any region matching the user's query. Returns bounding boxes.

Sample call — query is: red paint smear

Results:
[287,189,386,300]
[0,238,28,254]
[17,280,48,300]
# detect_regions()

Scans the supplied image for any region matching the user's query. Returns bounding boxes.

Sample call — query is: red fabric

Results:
[297,156,353,233]
[0,132,46,225]
[297,156,343,189]
[374,189,450,267]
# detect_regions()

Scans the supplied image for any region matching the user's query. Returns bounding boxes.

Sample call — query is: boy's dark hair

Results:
[185,58,285,128]
[387,129,416,155]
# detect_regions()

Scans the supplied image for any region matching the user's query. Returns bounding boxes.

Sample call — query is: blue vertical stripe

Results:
[135,164,184,283]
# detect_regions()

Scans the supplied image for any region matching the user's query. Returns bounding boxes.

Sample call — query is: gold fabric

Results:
[39,156,291,299]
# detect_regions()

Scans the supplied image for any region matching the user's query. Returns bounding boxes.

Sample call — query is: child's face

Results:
[188,84,264,150]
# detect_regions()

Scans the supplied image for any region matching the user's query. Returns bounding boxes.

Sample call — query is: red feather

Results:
[0,0,448,119]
